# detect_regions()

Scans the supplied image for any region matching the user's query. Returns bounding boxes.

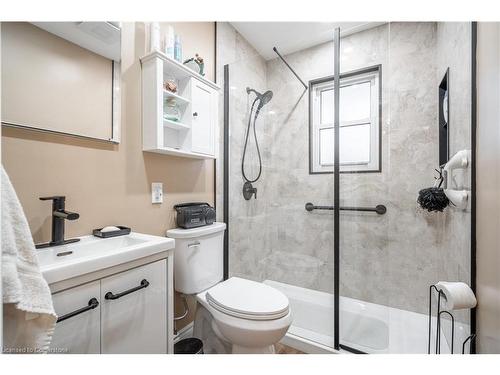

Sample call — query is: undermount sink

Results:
[37,232,175,284]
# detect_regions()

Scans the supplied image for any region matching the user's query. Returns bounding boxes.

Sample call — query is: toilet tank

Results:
[166,222,226,295]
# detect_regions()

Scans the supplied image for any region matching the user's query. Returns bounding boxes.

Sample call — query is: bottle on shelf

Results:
[149,22,160,52]
[174,35,182,62]
[164,26,175,59]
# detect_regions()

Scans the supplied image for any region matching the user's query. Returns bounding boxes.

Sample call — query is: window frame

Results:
[308,64,382,174]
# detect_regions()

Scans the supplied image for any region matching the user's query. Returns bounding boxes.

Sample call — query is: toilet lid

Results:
[206,277,289,321]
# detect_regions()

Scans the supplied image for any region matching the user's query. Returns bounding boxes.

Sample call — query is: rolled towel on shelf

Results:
[442,149,470,210]
[435,281,477,310]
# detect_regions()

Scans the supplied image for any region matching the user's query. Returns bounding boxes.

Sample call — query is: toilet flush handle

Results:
[188,241,201,248]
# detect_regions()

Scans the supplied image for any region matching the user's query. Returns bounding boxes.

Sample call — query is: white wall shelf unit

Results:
[141,50,220,159]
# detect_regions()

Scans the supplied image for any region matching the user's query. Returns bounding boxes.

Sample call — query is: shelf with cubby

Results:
[141,50,220,159]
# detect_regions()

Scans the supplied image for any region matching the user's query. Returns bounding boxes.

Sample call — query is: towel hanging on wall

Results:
[1,165,57,353]
[442,149,470,210]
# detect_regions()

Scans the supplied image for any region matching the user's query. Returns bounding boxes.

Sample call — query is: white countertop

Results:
[37,232,175,285]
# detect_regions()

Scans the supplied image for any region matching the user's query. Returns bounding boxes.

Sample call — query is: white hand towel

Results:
[435,281,477,311]
[1,166,57,353]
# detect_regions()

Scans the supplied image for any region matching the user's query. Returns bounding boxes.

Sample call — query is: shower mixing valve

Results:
[243,181,257,200]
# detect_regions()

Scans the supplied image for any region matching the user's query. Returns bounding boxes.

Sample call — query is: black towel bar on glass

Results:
[305,202,387,215]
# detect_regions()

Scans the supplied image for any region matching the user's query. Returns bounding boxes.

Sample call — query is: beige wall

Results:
[159,22,215,81]
[1,21,216,331]
[476,22,500,354]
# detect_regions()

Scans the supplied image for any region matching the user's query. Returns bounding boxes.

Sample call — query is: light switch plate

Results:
[152,182,163,204]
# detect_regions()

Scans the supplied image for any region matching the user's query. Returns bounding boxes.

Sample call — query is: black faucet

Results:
[35,196,80,249]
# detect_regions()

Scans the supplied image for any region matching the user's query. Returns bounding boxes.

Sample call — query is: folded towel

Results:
[435,281,477,311]
[2,166,56,353]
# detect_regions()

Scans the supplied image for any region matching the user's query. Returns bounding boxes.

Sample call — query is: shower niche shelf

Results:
[141,51,220,159]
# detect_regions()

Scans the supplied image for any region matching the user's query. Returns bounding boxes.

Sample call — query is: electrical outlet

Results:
[152,182,163,204]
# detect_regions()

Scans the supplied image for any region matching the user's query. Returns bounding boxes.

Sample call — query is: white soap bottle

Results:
[149,22,160,52]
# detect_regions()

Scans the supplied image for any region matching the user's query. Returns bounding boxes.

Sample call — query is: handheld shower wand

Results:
[241,87,273,200]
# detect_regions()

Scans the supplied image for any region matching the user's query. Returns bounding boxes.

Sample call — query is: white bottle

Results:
[149,22,160,52]
[164,26,175,59]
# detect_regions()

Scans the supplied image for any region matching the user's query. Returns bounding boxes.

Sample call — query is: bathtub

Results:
[264,280,469,354]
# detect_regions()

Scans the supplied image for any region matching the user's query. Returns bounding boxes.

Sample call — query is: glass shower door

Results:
[338,22,473,354]
[220,22,337,353]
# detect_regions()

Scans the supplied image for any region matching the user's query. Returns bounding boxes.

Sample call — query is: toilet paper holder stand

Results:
[428,284,476,354]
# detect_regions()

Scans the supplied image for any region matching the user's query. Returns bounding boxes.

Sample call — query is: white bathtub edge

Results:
[280,333,338,354]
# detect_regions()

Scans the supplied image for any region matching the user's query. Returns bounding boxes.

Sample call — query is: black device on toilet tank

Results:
[174,202,216,229]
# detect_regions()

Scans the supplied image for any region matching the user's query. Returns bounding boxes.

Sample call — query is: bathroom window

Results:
[309,65,381,173]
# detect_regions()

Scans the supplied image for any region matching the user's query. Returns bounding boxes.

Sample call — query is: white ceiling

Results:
[230,22,385,60]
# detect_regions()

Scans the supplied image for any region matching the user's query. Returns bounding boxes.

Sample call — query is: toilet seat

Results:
[205,277,289,321]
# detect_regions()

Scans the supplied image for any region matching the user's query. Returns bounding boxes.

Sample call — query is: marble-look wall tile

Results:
[216,23,272,282]
[217,22,472,317]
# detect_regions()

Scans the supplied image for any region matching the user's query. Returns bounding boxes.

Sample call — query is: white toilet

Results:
[166,222,292,354]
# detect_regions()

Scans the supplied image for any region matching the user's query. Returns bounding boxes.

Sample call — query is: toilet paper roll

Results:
[435,281,477,311]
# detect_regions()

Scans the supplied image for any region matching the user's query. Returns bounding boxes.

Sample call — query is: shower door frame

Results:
[470,21,477,355]
[331,26,369,355]
[333,27,341,352]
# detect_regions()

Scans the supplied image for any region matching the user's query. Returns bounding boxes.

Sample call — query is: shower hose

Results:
[241,97,263,183]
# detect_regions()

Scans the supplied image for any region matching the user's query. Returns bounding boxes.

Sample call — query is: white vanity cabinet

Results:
[100,260,167,354]
[141,51,220,159]
[50,281,101,354]
[49,257,172,354]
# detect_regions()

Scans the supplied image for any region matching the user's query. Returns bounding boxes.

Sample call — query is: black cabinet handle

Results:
[105,279,150,300]
[57,298,99,323]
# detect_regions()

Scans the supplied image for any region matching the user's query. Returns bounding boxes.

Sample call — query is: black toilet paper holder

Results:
[427,284,476,354]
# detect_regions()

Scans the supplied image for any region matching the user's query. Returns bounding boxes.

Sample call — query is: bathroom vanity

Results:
[37,233,175,354]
